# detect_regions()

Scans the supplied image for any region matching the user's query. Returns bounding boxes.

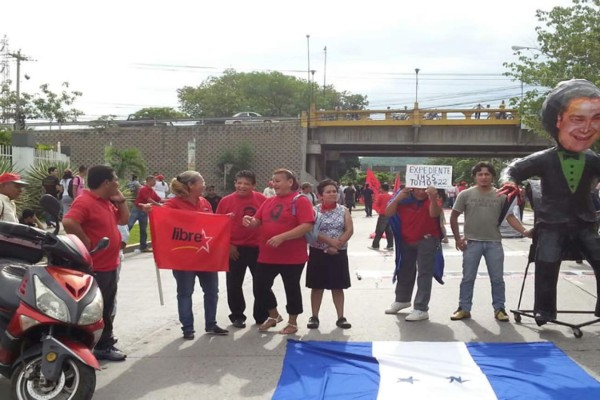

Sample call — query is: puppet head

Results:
[541,79,600,152]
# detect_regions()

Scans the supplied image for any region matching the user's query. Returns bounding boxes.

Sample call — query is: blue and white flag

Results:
[274,340,600,400]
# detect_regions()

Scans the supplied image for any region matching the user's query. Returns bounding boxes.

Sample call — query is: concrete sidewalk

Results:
[1,209,598,399]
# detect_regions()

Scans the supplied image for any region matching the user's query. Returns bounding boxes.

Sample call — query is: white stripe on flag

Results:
[374,342,497,399]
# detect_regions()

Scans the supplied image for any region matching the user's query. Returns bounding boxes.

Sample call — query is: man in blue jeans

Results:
[129,176,161,252]
[449,162,531,322]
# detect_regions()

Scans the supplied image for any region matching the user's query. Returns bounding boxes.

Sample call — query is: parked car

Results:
[224,112,278,124]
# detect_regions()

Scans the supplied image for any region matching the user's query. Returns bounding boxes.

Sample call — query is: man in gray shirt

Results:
[449,162,531,322]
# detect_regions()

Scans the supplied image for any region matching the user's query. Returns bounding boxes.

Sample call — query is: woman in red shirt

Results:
[152,171,229,339]
[243,169,314,335]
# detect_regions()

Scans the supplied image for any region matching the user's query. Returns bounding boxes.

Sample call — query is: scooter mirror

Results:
[40,194,61,218]
[90,237,110,254]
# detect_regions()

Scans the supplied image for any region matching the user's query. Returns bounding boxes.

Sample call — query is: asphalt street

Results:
[1,209,599,399]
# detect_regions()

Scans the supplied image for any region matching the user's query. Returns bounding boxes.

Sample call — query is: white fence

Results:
[0,145,70,171]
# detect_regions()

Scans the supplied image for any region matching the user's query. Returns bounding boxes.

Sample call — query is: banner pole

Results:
[155,265,165,306]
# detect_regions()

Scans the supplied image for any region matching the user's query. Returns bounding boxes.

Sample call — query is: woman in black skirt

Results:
[306,179,354,329]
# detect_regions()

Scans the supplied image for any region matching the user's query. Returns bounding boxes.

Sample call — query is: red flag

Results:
[393,172,402,193]
[149,206,231,271]
[365,167,381,194]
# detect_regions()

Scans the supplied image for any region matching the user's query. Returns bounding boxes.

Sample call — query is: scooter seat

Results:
[0,260,28,311]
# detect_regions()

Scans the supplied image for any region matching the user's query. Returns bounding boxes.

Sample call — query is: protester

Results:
[72,165,87,199]
[146,171,229,339]
[216,170,268,328]
[128,176,161,253]
[450,162,530,322]
[0,173,28,222]
[300,182,317,205]
[499,79,600,326]
[41,166,62,227]
[343,183,356,214]
[242,169,314,335]
[59,168,74,215]
[63,165,130,361]
[369,183,393,250]
[153,174,169,200]
[263,180,276,198]
[20,209,43,228]
[384,186,442,321]
[204,185,222,213]
[362,183,374,217]
[306,179,353,330]
[127,174,142,202]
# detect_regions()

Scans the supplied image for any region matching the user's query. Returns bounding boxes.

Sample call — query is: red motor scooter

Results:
[0,195,108,400]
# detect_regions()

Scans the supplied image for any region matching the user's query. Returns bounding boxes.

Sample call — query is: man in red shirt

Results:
[216,170,267,328]
[384,186,442,320]
[369,183,394,250]
[63,165,130,362]
[129,176,162,252]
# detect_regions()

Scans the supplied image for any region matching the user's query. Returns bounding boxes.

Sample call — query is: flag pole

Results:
[155,265,165,305]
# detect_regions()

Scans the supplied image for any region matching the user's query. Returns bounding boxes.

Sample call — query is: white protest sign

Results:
[405,165,453,189]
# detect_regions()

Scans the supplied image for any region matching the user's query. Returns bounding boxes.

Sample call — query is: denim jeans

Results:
[458,240,505,312]
[128,208,148,250]
[172,270,219,333]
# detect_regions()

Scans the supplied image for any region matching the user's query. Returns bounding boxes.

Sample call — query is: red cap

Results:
[157,174,165,180]
[0,173,28,185]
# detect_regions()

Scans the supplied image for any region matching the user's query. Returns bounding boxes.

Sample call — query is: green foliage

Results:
[130,107,188,120]
[177,69,369,118]
[503,0,600,136]
[20,160,70,217]
[217,143,254,191]
[0,129,11,145]
[428,157,513,186]
[104,147,146,179]
[1,80,83,125]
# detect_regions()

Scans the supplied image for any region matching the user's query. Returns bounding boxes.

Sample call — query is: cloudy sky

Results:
[2,0,574,119]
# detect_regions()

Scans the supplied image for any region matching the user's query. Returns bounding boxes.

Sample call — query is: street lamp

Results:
[323,46,327,91]
[414,68,420,108]
[306,35,311,83]
[511,45,541,51]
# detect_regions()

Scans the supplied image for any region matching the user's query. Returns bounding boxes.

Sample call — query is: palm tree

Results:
[104,147,146,179]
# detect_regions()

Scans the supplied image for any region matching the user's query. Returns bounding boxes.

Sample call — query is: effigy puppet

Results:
[499,79,600,326]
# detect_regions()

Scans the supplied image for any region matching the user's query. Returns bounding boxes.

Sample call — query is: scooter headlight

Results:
[33,275,70,323]
[78,289,103,325]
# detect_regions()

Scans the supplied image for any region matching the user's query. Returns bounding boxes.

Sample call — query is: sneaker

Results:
[183,331,195,340]
[141,248,153,253]
[385,302,411,314]
[367,246,380,251]
[405,310,429,321]
[450,308,471,321]
[232,319,246,329]
[385,247,394,251]
[494,309,510,322]
[94,345,127,361]
[307,316,320,329]
[206,325,229,335]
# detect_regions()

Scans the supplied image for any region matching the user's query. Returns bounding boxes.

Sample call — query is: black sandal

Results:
[307,316,320,329]
[336,317,351,329]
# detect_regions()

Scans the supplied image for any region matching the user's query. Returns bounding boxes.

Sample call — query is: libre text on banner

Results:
[274,340,600,400]
[149,206,231,271]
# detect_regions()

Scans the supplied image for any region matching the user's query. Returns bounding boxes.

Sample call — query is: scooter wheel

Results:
[12,356,96,400]
[513,313,522,323]
[573,328,583,339]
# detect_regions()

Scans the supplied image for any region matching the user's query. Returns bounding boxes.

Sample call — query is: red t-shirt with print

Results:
[397,198,441,244]
[134,186,161,209]
[254,192,314,264]
[64,190,121,272]
[216,191,266,247]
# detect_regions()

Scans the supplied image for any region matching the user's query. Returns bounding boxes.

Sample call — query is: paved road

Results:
[1,210,599,399]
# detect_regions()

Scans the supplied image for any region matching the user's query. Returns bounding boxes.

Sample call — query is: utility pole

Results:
[323,46,327,91]
[8,50,32,130]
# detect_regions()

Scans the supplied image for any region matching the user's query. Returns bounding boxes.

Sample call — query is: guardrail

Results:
[302,106,520,127]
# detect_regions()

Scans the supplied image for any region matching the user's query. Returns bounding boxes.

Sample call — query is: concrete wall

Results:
[34,122,306,195]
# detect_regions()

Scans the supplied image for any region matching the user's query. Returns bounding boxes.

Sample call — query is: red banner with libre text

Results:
[149,206,231,271]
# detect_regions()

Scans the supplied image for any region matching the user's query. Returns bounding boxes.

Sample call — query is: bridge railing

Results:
[302,106,520,127]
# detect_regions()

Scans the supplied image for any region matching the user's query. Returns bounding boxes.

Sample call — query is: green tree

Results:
[104,147,146,179]
[177,69,369,118]
[504,0,600,136]
[217,143,254,192]
[130,107,188,120]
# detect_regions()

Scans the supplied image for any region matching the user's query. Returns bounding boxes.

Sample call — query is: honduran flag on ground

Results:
[274,340,600,399]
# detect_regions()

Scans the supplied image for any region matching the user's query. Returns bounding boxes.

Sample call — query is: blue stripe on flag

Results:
[274,340,600,400]
[466,342,600,400]
[273,340,379,400]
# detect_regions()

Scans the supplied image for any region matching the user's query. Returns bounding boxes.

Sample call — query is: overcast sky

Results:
[2,0,574,119]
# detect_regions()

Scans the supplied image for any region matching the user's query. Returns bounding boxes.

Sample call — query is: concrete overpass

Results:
[302,106,552,179]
